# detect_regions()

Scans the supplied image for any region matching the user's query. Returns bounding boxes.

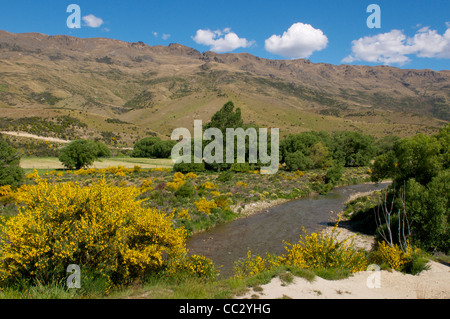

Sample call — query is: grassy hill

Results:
[0,30,448,148]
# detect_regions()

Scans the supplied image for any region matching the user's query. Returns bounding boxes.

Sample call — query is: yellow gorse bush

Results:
[235,181,248,188]
[233,251,277,279]
[233,221,368,279]
[280,224,368,273]
[194,198,217,215]
[372,241,419,271]
[173,208,191,220]
[294,170,306,178]
[150,167,171,172]
[140,179,154,192]
[0,185,12,197]
[26,170,39,180]
[0,175,188,287]
[166,254,219,280]
[184,172,198,180]
[72,166,142,176]
[200,181,218,189]
[166,172,186,191]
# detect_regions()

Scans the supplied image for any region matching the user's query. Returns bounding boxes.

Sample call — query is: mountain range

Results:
[0,30,448,147]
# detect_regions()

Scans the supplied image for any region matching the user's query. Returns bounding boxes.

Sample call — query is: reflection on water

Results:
[186,182,390,278]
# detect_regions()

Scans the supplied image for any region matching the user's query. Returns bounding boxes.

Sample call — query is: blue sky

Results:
[0,0,449,70]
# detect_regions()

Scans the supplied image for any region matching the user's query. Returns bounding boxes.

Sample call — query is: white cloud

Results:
[410,27,450,58]
[82,14,104,28]
[152,32,171,40]
[264,22,328,59]
[343,25,450,65]
[192,28,253,53]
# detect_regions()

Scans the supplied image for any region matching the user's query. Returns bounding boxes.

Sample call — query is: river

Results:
[186,181,391,278]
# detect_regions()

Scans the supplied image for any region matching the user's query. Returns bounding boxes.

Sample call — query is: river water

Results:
[186,181,390,278]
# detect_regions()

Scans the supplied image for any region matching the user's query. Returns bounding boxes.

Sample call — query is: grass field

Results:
[20,156,174,170]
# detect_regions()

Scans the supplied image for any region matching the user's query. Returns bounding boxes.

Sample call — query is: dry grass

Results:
[20,156,173,170]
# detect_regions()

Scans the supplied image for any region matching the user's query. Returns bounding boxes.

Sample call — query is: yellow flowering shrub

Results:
[173,208,191,220]
[184,172,198,179]
[234,223,368,279]
[0,185,12,198]
[166,172,186,191]
[10,184,32,204]
[371,241,419,272]
[0,176,187,287]
[26,170,40,180]
[280,225,368,273]
[200,181,217,189]
[167,255,218,280]
[74,167,98,175]
[233,251,278,279]
[140,179,153,192]
[0,185,14,203]
[213,195,231,210]
[235,181,248,188]
[150,167,171,172]
[295,170,306,177]
[194,198,217,215]
[210,190,221,197]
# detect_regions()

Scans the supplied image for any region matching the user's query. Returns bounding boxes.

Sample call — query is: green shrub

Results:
[95,141,111,158]
[331,131,377,167]
[0,138,24,187]
[405,171,450,253]
[173,158,206,173]
[230,163,251,172]
[285,151,313,171]
[174,180,196,198]
[325,163,344,185]
[132,137,175,158]
[58,139,98,170]
[217,170,233,182]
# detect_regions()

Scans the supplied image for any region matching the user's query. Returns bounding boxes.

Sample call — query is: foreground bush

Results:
[279,224,368,273]
[369,241,428,274]
[233,222,368,279]
[0,176,188,288]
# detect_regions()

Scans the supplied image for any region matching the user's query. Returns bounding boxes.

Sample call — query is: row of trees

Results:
[131,101,381,174]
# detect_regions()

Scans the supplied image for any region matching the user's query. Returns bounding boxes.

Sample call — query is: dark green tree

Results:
[58,139,98,170]
[280,131,331,163]
[132,137,175,158]
[0,137,24,187]
[393,134,442,185]
[284,150,313,171]
[95,141,111,158]
[370,124,449,253]
[204,101,244,131]
[331,131,377,167]
[309,142,333,169]
[405,171,449,253]
[131,137,161,158]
